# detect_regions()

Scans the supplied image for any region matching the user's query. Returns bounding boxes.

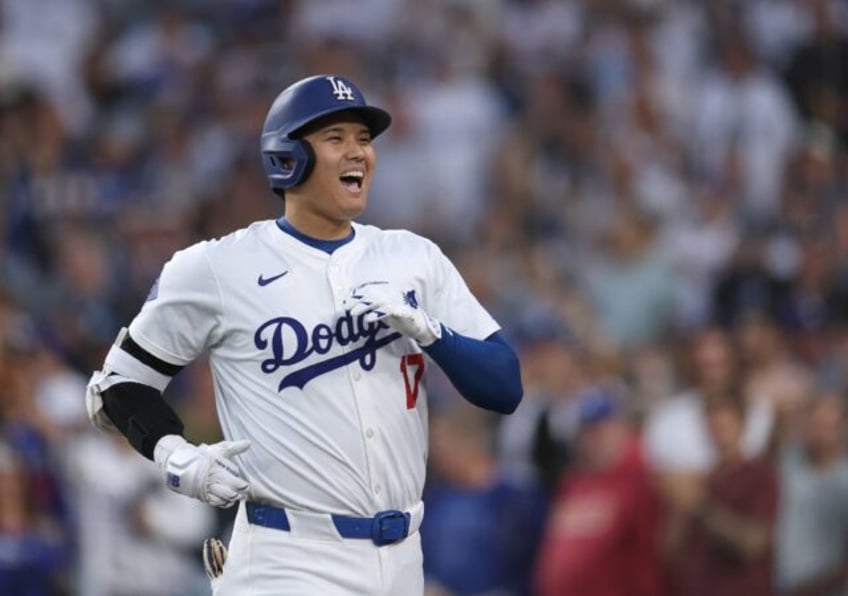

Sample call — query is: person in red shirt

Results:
[664,396,778,596]
[534,385,665,596]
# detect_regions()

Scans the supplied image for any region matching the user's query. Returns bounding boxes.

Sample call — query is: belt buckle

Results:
[371,510,410,546]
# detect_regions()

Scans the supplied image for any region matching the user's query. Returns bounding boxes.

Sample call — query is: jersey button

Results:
[374,485,382,494]
[353,371,361,381]
[365,428,374,438]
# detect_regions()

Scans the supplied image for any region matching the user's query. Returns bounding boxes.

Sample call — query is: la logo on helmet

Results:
[327,76,355,101]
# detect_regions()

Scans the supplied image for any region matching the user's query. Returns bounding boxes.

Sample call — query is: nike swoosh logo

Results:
[257,271,289,286]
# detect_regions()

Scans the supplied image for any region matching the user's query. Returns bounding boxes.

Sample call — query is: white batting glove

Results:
[154,435,251,508]
[344,282,442,347]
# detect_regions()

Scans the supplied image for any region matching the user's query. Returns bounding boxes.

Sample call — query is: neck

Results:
[284,206,353,240]
[459,458,498,489]
[717,449,743,467]
[810,447,841,470]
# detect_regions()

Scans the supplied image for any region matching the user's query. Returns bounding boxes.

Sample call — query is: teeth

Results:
[340,170,364,179]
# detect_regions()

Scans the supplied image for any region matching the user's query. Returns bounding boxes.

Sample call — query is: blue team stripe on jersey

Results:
[278,331,402,391]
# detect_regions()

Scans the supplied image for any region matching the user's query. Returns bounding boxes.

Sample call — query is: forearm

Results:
[661,510,693,563]
[697,501,771,559]
[423,329,523,414]
[101,381,185,460]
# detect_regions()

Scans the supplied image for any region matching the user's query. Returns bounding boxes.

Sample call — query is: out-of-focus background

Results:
[1,0,847,595]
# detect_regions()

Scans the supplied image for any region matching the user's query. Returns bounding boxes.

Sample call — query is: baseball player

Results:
[85,74,523,595]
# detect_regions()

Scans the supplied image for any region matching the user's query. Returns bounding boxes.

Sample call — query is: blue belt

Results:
[245,502,411,547]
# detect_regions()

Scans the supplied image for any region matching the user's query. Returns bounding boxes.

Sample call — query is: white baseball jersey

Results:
[123,220,499,517]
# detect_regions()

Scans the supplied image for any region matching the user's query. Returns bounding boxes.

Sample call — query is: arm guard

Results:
[101,381,185,460]
[86,327,186,459]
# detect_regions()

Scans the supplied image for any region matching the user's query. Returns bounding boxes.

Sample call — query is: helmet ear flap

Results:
[263,138,316,193]
[297,139,315,185]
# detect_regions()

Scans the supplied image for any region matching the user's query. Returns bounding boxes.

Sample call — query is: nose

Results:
[344,137,366,160]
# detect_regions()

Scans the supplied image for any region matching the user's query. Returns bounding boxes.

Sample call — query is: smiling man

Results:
[85,74,523,595]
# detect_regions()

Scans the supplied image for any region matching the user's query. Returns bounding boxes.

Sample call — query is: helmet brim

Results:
[290,105,392,140]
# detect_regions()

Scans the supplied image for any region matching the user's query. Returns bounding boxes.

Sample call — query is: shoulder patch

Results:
[146,276,160,302]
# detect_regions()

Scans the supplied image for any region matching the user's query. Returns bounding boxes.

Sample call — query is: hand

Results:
[154,435,250,508]
[344,282,442,346]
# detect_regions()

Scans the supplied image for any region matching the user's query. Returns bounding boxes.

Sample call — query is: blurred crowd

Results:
[1,0,847,594]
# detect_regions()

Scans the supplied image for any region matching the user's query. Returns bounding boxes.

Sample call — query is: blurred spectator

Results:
[816,328,848,396]
[664,396,778,596]
[395,55,506,246]
[743,0,812,68]
[500,0,583,72]
[781,123,843,242]
[497,318,590,492]
[623,341,677,423]
[711,233,795,332]
[63,433,213,596]
[579,205,678,349]
[782,0,848,145]
[487,69,596,247]
[645,327,774,474]
[776,391,848,596]
[782,211,848,365]
[534,385,664,596]
[0,304,70,532]
[688,24,799,223]
[0,0,100,133]
[661,189,740,329]
[736,309,814,443]
[98,7,214,106]
[289,0,407,47]
[44,223,125,371]
[421,408,547,596]
[0,442,69,596]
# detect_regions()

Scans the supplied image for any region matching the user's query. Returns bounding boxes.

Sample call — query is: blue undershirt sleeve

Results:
[423,328,523,414]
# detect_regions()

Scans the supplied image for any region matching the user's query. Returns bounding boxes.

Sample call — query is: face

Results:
[691,329,736,393]
[578,418,627,471]
[288,113,376,232]
[736,314,780,364]
[804,394,846,457]
[706,402,744,460]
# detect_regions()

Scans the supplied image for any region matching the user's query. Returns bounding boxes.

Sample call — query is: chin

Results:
[345,206,368,221]
[339,196,368,218]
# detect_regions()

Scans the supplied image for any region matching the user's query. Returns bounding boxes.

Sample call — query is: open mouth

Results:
[339,170,364,192]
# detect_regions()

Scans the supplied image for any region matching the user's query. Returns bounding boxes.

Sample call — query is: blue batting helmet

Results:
[260,74,392,195]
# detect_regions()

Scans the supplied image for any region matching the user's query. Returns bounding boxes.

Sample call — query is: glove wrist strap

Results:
[154,434,189,469]
[418,315,442,347]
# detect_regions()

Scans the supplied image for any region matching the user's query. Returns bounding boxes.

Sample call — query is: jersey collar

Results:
[276,217,355,255]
